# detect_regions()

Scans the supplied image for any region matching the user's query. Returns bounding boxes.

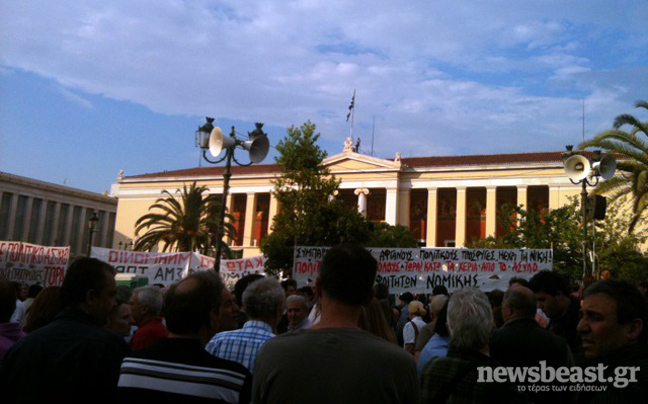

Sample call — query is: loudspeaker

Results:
[241,135,270,164]
[564,155,591,182]
[209,127,236,157]
[586,194,607,220]
[592,154,616,180]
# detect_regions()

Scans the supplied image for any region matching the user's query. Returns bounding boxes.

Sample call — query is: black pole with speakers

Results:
[194,118,270,272]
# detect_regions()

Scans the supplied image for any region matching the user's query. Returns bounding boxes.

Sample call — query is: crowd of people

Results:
[0,245,647,403]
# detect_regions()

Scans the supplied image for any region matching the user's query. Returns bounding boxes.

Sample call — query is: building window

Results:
[57,204,70,245]
[409,189,428,243]
[231,194,247,246]
[42,201,56,245]
[27,198,43,243]
[0,193,14,240]
[436,188,457,247]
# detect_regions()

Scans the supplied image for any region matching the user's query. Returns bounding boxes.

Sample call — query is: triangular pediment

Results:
[323,151,402,173]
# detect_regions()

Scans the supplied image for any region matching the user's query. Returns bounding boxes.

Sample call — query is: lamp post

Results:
[195,117,270,272]
[562,146,616,278]
[87,211,99,257]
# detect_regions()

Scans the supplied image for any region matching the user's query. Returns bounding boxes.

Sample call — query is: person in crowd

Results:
[206,277,285,373]
[358,297,398,344]
[286,294,312,332]
[129,285,168,350]
[420,288,528,403]
[22,283,43,314]
[0,280,26,364]
[432,285,450,296]
[216,286,241,332]
[297,285,314,306]
[637,280,648,300]
[374,283,395,328]
[106,285,133,340]
[575,280,648,403]
[510,277,548,327]
[281,278,297,297]
[403,300,427,354]
[234,274,265,328]
[117,271,252,404]
[9,282,26,325]
[487,289,505,328]
[253,243,419,404]
[490,284,573,404]
[416,300,450,374]
[1,258,130,404]
[21,286,62,333]
[395,291,414,346]
[530,270,584,361]
[413,294,449,363]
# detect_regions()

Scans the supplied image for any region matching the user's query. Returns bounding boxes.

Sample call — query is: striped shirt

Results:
[205,320,275,373]
[117,338,251,404]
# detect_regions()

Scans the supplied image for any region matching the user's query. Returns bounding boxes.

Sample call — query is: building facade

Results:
[0,172,117,256]
[112,142,582,258]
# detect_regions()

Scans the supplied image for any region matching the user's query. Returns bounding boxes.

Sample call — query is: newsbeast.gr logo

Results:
[477,361,640,393]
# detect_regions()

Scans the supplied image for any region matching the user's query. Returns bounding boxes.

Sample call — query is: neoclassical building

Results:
[112,140,583,258]
[0,171,117,256]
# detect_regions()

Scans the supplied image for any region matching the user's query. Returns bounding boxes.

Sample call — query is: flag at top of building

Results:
[346,89,355,122]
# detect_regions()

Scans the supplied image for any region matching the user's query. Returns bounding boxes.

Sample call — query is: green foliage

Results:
[134,182,237,256]
[468,197,648,283]
[579,99,648,232]
[261,122,371,276]
[366,223,420,248]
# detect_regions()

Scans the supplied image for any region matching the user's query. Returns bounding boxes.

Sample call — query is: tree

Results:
[261,121,371,276]
[468,198,648,283]
[579,100,648,232]
[366,223,420,248]
[133,182,237,256]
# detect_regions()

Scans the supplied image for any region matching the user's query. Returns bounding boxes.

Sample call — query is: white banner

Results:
[293,247,552,293]
[0,241,70,287]
[91,247,266,287]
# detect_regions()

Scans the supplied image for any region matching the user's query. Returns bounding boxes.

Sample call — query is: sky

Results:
[1,1,647,194]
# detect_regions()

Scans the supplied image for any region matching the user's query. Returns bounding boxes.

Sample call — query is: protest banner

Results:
[293,246,552,293]
[0,241,70,287]
[91,247,266,287]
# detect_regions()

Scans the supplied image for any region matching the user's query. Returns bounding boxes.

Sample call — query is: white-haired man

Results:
[420,288,529,403]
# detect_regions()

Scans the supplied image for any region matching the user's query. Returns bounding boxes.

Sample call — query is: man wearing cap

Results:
[403,300,427,354]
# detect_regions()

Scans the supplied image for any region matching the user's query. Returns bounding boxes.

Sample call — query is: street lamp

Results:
[562,146,616,277]
[87,211,99,257]
[195,117,270,272]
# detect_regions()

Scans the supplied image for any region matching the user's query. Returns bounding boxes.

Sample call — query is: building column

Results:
[426,188,438,247]
[6,194,19,239]
[486,187,497,238]
[243,193,257,247]
[224,193,235,245]
[385,188,399,225]
[398,189,411,227]
[549,186,561,210]
[455,187,467,247]
[517,185,528,209]
[354,188,370,218]
[36,199,47,245]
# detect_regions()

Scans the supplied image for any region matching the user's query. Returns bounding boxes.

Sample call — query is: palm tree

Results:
[579,100,648,232]
[133,182,237,256]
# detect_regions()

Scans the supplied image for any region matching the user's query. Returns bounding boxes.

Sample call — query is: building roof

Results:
[122,150,604,181]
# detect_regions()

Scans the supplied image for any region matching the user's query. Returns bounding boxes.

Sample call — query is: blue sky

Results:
[1,1,647,193]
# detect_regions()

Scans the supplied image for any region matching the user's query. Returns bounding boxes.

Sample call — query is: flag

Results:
[346,90,355,122]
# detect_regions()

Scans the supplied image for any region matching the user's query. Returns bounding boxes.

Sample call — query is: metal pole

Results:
[214,150,233,273]
[581,181,588,278]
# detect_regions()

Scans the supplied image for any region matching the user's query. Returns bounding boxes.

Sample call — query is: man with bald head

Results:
[489,284,573,404]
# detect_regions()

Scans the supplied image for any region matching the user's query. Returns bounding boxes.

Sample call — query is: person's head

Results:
[281,279,298,297]
[106,285,133,337]
[486,289,504,308]
[242,277,285,327]
[22,286,62,333]
[432,285,449,297]
[216,286,240,332]
[317,243,377,306]
[373,283,390,300]
[600,270,612,280]
[638,281,648,296]
[234,273,265,307]
[434,300,450,337]
[428,295,449,319]
[502,285,537,323]
[286,294,310,327]
[163,271,224,345]
[27,284,44,299]
[129,285,164,327]
[529,270,571,319]
[399,292,414,305]
[297,286,314,303]
[0,280,16,323]
[408,300,426,319]
[577,280,648,360]
[359,297,397,344]
[446,288,493,351]
[59,258,117,325]
[509,277,530,288]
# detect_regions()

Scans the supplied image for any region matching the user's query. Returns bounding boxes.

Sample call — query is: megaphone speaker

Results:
[209,127,235,157]
[564,155,591,182]
[593,154,616,180]
[242,135,270,164]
